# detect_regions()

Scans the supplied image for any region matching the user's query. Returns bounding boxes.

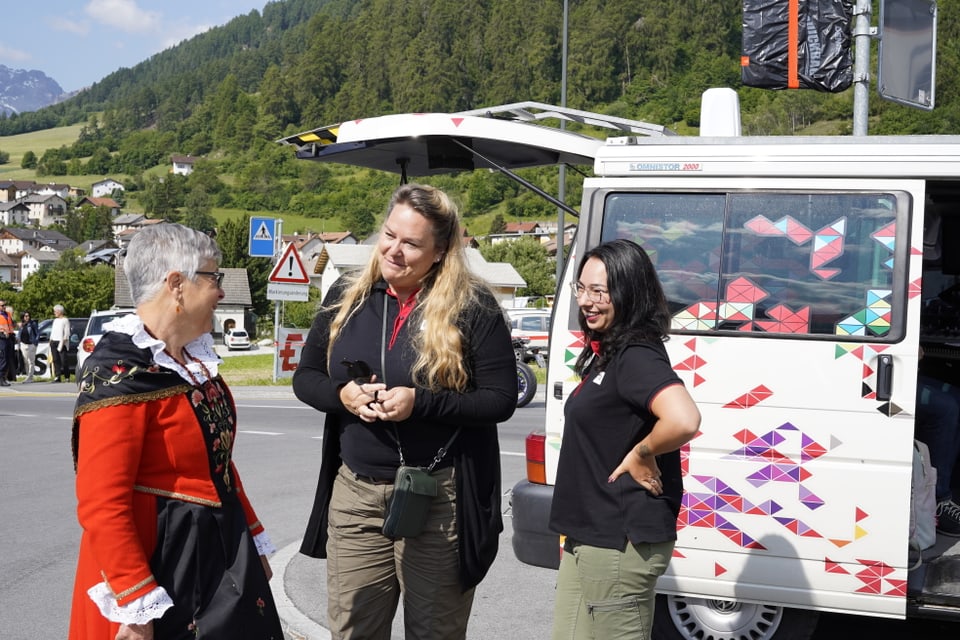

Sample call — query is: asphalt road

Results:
[2,382,959,639]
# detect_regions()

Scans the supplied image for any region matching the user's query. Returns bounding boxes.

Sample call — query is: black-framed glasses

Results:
[194,271,226,288]
[570,281,609,304]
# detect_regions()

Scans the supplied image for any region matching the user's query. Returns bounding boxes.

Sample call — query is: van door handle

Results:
[876,354,893,401]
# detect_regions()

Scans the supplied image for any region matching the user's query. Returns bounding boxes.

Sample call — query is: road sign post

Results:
[267,242,311,381]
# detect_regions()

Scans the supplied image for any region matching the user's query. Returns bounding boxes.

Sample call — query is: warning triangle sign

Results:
[269,243,311,284]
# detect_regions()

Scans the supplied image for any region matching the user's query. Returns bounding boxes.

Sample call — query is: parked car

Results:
[223,328,251,350]
[506,308,551,362]
[76,309,135,372]
[34,317,86,380]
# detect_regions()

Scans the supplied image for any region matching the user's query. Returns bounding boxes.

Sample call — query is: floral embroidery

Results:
[192,377,236,491]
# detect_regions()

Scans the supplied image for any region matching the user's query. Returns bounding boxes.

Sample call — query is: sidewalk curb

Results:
[273,540,330,640]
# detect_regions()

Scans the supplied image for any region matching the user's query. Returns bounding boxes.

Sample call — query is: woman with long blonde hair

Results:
[294,183,516,640]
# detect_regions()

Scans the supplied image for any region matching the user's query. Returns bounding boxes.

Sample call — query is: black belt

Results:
[353,473,393,485]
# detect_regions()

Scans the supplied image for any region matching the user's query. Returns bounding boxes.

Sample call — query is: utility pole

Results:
[852,0,874,136]
[556,0,569,286]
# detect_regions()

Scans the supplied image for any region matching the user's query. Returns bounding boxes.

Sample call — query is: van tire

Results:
[653,594,819,640]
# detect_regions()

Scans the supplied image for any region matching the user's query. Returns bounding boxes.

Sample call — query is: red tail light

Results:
[525,431,547,485]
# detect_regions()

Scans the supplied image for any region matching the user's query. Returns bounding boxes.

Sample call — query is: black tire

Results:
[653,594,819,640]
[516,362,537,408]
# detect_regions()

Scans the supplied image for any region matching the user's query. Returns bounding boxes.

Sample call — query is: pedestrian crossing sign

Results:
[249,217,277,257]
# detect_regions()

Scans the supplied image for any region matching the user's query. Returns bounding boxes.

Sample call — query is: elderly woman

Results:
[68,223,282,640]
[293,183,517,639]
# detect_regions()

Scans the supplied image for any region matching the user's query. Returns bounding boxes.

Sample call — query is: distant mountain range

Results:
[0,64,74,116]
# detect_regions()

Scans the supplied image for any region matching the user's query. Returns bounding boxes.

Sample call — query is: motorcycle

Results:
[513,336,541,408]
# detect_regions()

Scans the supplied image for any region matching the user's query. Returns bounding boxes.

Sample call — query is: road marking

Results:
[240,430,283,436]
[235,404,313,409]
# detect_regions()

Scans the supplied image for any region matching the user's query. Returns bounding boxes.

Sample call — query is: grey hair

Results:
[125,223,222,306]
[53,304,65,314]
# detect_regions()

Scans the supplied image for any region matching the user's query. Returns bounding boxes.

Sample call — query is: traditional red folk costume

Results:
[68,315,282,639]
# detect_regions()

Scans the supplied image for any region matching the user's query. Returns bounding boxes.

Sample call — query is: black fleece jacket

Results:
[293,279,516,591]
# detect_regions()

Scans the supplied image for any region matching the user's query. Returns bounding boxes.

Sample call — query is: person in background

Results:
[18,311,39,383]
[50,303,71,382]
[293,183,516,640]
[68,223,283,640]
[549,239,701,640]
[915,345,960,536]
[0,300,13,386]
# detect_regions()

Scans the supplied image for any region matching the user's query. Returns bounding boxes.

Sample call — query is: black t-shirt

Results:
[549,341,684,549]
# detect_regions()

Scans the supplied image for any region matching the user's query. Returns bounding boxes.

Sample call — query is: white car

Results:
[76,309,135,372]
[223,328,251,350]
[506,308,551,351]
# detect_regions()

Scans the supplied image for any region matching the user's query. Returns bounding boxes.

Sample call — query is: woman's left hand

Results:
[608,451,664,496]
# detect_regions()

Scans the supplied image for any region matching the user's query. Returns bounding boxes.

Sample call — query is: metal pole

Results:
[555,0,569,287]
[852,0,873,136]
[272,219,283,383]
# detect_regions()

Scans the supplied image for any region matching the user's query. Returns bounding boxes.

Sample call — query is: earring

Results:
[175,304,181,314]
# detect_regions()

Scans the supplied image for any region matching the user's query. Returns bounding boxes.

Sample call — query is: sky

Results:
[0,0,270,93]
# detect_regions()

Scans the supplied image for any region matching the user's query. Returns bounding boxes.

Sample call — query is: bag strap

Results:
[379,292,461,471]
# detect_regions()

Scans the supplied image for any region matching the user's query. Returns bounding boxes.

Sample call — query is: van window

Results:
[602,191,903,340]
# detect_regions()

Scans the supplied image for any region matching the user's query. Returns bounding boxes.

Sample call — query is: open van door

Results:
[279,102,674,214]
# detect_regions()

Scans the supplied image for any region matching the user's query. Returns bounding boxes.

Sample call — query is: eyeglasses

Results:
[570,281,609,304]
[194,271,226,288]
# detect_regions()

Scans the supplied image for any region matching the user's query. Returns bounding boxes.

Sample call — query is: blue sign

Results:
[249,217,277,257]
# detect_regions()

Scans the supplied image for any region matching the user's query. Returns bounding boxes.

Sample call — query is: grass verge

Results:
[218,353,292,387]
[219,352,548,387]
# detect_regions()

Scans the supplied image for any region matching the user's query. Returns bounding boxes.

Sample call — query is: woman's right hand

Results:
[116,622,153,640]
[338,377,387,423]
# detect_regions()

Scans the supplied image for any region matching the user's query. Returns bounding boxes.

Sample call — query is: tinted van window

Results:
[602,191,903,340]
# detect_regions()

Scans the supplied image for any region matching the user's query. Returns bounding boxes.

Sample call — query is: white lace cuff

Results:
[254,531,277,556]
[86,582,174,624]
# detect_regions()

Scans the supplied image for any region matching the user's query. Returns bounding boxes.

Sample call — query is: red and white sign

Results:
[268,243,311,284]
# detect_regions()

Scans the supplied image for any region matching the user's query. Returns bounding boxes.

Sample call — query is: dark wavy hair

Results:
[574,239,670,376]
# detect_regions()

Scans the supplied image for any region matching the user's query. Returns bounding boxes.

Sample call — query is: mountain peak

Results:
[0,64,68,116]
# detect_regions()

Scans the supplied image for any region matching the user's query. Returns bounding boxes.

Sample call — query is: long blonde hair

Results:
[327,184,494,391]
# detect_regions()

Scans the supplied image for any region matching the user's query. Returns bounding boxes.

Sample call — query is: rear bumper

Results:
[510,479,560,569]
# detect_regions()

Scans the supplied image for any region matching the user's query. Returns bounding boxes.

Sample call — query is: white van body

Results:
[280,98,960,638]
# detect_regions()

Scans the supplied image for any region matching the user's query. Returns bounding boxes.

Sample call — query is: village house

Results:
[22,193,67,227]
[91,178,125,198]
[19,246,61,282]
[170,155,196,176]
[34,183,72,200]
[0,182,16,203]
[76,196,121,217]
[0,227,77,256]
[0,201,30,226]
[0,251,15,284]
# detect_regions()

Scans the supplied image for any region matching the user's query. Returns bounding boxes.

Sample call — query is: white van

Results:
[281,93,960,638]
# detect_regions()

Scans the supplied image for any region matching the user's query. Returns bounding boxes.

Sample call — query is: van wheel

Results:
[654,595,819,640]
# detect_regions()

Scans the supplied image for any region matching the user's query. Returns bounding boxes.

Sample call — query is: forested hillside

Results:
[2,0,959,237]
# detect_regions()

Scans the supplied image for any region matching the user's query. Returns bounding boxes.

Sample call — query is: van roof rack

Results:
[452,101,677,137]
